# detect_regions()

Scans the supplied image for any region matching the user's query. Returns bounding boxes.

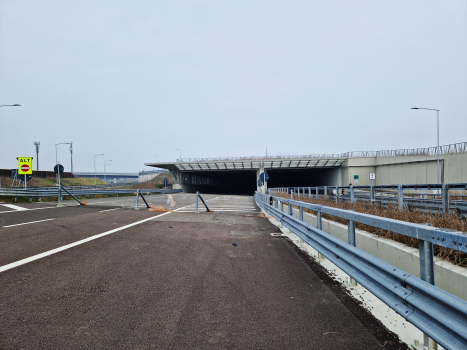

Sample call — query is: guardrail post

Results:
[335,187,339,203]
[350,185,355,203]
[196,191,199,214]
[316,186,319,199]
[348,210,357,286]
[288,201,293,216]
[398,185,404,210]
[308,187,311,197]
[419,223,437,350]
[370,184,375,203]
[442,184,449,214]
[280,200,283,212]
[324,186,327,198]
[316,206,324,259]
[135,189,140,210]
[299,206,303,221]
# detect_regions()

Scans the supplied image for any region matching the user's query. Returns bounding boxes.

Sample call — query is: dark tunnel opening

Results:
[180,168,340,195]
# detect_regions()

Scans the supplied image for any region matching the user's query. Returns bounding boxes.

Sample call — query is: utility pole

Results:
[34,141,40,170]
[69,142,73,173]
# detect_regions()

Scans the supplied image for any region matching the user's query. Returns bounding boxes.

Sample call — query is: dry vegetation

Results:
[125,173,174,190]
[275,193,467,267]
[0,176,106,188]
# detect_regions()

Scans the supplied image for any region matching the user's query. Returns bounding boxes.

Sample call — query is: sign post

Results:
[54,164,65,206]
[259,172,269,194]
[369,173,376,202]
[18,157,33,190]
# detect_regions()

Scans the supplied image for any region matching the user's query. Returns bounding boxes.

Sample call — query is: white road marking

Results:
[0,204,30,211]
[98,208,120,213]
[0,206,67,214]
[0,198,222,273]
[3,218,54,228]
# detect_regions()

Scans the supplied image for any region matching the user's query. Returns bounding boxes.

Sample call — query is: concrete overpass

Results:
[145,142,467,194]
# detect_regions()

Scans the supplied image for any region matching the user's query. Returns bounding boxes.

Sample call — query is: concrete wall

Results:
[342,151,466,186]
[278,204,467,301]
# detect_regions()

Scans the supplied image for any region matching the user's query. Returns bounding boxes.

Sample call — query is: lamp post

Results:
[94,154,104,184]
[411,107,440,184]
[176,149,181,161]
[104,160,112,183]
[69,142,73,173]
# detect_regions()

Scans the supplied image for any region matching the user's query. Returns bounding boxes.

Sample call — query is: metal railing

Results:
[175,142,466,162]
[255,192,467,350]
[0,187,182,198]
[269,183,467,216]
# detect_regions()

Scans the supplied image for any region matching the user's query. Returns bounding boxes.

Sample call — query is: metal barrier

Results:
[255,192,467,350]
[269,183,467,216]
[195,191,210,213]
[0,187,182,198]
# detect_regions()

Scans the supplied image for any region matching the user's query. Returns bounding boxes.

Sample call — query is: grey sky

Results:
[1,0,466,173]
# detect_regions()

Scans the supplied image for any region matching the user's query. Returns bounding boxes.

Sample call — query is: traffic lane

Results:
[0,207,161,266]
[1,220,382,349]
[0,201,61,213]
[0,204,117,227]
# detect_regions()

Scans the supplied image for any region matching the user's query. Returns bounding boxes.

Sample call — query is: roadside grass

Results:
[274,193,467,267]
[0,176,106,188]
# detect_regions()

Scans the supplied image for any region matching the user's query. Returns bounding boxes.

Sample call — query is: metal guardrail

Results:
[270,183,467,216]
[0,187,182,197]
[255,192,467,350]
[175,142,466,162]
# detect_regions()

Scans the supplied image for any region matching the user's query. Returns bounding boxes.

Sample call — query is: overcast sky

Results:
[1,0,466,173]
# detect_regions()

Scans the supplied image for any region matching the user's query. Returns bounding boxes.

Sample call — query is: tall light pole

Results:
[176,149,181,161]
[55,143,70,187]
[104,160,112,183]
[69,142,73,173]
[411,107,440,184]
[94,154,104,184]
[34,141,40,170]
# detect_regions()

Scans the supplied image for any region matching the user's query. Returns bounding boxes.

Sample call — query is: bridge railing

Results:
[255,192,467,350]
[175,142,466,162]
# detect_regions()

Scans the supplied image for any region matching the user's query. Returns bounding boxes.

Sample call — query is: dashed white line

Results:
[98,208,120,213]
[0,204,30,211]
[2,218,55,228]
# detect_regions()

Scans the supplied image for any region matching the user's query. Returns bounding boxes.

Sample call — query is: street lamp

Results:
[176,149,181,161]
[104,160,112,184]
[94,154,104,184]
[0,104,21,107]
[69,142,73,173]
[411,107,440,184]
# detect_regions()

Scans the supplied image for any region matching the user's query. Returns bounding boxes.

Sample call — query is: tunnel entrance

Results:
[180,170,257,195]
[179,167,341,195]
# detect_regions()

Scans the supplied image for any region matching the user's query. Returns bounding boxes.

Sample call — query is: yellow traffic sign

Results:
[18,157,33,175]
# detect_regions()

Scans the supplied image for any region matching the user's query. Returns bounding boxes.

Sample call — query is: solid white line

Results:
[3,218,54,228]
[0,204,30,211]
[98,208,120,213]
[0,198,215,273]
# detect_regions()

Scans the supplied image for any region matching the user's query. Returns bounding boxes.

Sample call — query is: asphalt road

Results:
[0,195,404,349]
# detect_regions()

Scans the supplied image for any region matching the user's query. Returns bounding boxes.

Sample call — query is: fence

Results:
[255,192,467,350]
[269,183,467,217]
[176,142,466,162]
